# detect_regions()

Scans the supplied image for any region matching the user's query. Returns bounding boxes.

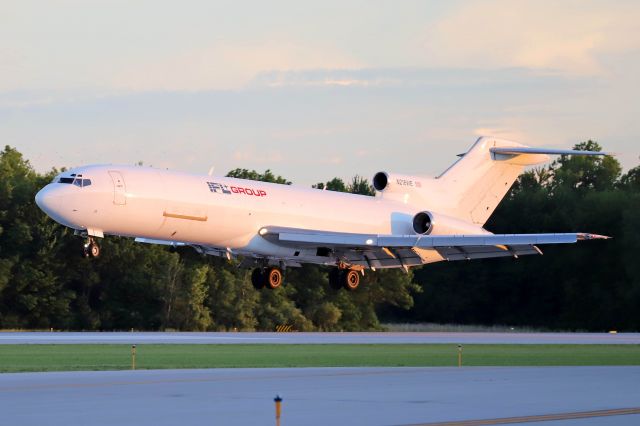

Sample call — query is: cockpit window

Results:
[58,177,91,187]
[73,179,92,187]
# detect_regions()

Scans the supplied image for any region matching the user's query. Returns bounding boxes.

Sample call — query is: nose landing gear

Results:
[82,237,100,258]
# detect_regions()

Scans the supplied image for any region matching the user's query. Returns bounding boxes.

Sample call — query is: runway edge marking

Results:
[401,407,640,426]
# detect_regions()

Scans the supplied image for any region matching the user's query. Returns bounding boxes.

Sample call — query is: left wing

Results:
[259,227,609,268]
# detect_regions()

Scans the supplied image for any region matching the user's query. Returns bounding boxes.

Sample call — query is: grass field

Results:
[0,344,639,372]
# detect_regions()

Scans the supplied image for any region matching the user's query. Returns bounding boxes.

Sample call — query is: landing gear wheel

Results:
[251,268,265,290]
[328,269,342,290]
[89,242,100,258]
[342,270,360,291]
[82,238,100,258]
[265,267,283,289]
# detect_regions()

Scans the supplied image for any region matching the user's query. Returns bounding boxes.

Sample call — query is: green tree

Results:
[2,144,636,332]
[618,166,640,192]
[226,169,291,185]
[314,177,346,192]
[552,141,621,192]
[0,147,75,328]
[208,267,258,330]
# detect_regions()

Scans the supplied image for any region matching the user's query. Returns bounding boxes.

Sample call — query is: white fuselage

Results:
[36,165,481,264]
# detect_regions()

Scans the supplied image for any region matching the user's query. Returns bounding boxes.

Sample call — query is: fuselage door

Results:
[108,171,127,205]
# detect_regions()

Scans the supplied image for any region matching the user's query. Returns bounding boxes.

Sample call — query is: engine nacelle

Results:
[412,211,434,234]
[373,172,425,192]
[412,211,487,235]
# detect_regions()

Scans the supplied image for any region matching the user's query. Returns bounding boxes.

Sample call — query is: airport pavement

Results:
[0,366,638,425]
[0,331,639,344]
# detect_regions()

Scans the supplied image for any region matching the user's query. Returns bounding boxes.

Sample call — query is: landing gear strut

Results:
[83,237,100,258]
[251,267,284,290]
[328,268,361,291]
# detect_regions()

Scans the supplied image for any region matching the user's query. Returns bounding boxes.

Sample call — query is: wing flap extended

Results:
[436,244,540,261]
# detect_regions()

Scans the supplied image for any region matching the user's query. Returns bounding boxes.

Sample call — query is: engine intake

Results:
[373,172,389,191]
[411,210,488,236]
[412,211,433,235]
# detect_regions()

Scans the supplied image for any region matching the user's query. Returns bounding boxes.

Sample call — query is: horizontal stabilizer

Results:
[490,147,612,156]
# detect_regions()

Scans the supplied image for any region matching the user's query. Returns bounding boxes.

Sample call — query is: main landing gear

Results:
[251,267,284,290]
[328,268,361,291]
[82,237,100,258]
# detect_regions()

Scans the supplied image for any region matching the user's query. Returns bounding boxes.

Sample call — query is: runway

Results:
[1,366,639,425]
[1,331,639,345]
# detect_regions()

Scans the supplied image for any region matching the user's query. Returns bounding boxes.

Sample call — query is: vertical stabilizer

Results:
[437,137,549,225]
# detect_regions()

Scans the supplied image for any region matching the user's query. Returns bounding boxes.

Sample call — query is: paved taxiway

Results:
[1,366,638,425]
[1,331,639,344]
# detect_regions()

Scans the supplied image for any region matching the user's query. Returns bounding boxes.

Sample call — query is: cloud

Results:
[112,41,360,91]
[420,1,640,75]
[250,67,576,89]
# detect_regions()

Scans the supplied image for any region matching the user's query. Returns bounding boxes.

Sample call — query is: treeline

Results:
[0,142,638,331]
[394,141,640,331]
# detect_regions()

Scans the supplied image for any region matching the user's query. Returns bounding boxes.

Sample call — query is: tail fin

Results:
[436,137,608,225]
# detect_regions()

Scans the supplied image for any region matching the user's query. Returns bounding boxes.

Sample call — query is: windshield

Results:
[57,173,92,187]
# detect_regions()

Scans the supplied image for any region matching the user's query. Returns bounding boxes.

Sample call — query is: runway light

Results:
[274,394,283,425]
[457,344,463,367]
[131,345,137,370]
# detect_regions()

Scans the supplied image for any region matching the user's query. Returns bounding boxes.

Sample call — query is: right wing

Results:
[260,227,609,268]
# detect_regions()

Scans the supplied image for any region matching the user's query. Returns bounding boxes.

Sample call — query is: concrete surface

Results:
[0,366,639,425]
[1,331,639,345]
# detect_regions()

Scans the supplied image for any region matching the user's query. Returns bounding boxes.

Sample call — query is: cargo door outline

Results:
[108,171,127,205]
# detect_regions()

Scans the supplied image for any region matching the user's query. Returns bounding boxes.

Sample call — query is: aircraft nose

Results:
[35,185,62,218]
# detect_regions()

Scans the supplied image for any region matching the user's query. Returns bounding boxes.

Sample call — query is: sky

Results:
[1,0,639,185]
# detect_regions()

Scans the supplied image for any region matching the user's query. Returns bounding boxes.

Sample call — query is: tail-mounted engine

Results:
[412,211,433,234]
[411,210,488,236]
[373,172,424,193]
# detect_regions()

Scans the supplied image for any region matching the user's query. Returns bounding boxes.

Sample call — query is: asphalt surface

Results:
[1,366,639,425]
[1,331,639,345]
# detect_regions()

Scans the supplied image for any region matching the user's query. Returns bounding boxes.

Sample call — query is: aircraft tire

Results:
[89,242,100,258]
[265,267,283,289]
[251,268,265,290]
[328,269,342,290]
[342,269,360,291]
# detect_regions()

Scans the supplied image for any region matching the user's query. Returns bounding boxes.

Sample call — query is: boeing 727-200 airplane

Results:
[35,137,610,291]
